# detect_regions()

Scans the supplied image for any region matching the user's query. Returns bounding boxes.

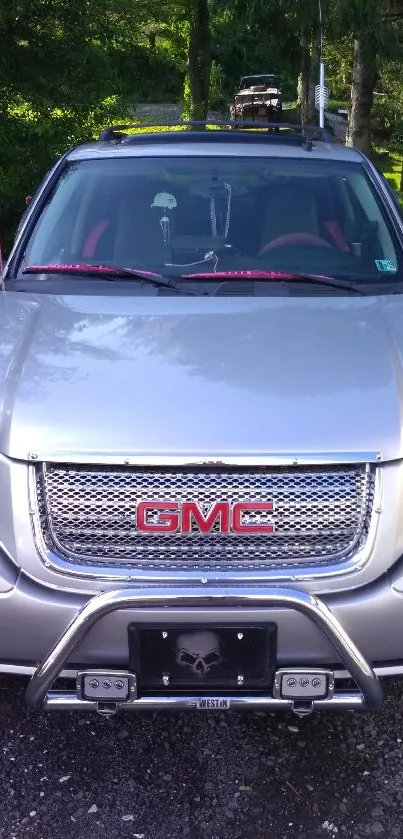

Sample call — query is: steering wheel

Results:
[259,232,333,256]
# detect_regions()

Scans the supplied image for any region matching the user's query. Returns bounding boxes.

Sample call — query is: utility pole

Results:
[315,0,328,128]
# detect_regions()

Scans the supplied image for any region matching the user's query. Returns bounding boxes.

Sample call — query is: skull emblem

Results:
[176,631,223,678]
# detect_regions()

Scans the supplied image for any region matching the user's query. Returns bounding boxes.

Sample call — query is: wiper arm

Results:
[22,264,196,295]
[182,269,365,295]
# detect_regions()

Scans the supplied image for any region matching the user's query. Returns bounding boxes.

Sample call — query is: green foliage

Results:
[208,61,226,110]
[324,37,354,99]
[109,45,184,102]
[211,9,297,102]
[0,97,135,251]
[181,74,192,120]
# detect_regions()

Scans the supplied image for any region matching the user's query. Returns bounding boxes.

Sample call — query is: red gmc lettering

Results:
[136,501,275,534]
[136,501,179,532]
[232,502,275,533]
[182,501,230,533]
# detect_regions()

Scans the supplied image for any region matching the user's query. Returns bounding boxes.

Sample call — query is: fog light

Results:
[76,671,137,702]
[273,669,334,700]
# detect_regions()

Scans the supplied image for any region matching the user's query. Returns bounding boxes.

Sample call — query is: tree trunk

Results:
[187,0,211,124]
[346,37,378,152]
[297,33,311,124]
[147,32,156,52]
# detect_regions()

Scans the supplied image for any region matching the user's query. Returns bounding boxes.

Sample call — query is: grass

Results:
[326,99,349,114]
[370,146,403,208]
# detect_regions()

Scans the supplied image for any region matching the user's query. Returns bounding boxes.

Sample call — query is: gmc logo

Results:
[136,501,275,534]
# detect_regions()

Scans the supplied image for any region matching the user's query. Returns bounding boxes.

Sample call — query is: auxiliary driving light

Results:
[273,669,334,701]
[76,671,137,702]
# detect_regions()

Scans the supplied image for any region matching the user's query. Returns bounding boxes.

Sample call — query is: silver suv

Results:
[3,120,403,718]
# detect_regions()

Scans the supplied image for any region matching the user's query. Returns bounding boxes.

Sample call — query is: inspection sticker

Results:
[375,259,398,273]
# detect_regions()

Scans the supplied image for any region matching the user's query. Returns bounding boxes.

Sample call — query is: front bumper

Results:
[24,585,384,715]
[234,105,282,120]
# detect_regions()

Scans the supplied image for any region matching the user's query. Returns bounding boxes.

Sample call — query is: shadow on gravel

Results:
[0,676,402,839]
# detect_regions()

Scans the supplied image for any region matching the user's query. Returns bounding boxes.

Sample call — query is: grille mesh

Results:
[34,463,375,572]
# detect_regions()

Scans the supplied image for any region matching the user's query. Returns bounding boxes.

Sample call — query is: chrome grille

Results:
[34,463,375,572]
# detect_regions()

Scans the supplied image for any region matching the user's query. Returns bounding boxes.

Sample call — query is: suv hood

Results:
[1,292,403,462]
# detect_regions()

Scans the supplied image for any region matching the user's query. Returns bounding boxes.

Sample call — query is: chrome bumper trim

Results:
[0,662,400,680]
[43,691,367,713]
[24,586,383,711]
[28,451,383,466]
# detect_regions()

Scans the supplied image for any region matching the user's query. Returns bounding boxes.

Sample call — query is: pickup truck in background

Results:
[230,74,283,125]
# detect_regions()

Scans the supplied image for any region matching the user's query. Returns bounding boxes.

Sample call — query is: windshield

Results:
[17,154,403,293]
[240,76,279,88]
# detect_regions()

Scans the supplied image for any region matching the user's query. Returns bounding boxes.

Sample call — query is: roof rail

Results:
[98,120,333,149]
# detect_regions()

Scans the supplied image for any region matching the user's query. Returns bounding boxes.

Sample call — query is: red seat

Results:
[83,218,111,257]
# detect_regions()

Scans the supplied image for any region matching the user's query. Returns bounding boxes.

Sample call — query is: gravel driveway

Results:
[133,103,225,122]
[1,675,402,839]
[325,111,348,143]
[133,103,348,144]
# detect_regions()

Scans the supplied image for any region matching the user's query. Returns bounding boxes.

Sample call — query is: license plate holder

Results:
[128,623,277,690]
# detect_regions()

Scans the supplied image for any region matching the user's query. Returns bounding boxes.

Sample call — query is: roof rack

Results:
[97,120,333,150]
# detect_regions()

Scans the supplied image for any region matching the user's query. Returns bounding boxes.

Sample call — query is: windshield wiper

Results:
[182,269,365,295]
[22,263,196,295]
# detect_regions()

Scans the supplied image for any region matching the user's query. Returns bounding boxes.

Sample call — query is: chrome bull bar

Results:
[25,586,383,713]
